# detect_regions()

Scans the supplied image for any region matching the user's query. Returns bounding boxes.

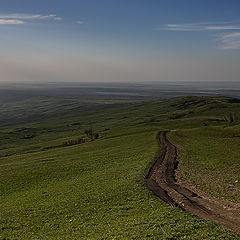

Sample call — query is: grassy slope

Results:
[170,126,240,203]
[1,96,240,239]
[168,97,240,203]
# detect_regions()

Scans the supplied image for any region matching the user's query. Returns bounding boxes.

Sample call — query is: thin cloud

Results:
[55,17,63,21]
[0,19,25,24]
[206,26,240,30]
[160,22,240,50]
[0,13,62,21]
[162,22,240,31]
[76,21,84,24]
[217,32,240,49]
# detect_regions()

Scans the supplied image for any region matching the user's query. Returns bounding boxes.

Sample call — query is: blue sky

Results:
[1,0,240,82]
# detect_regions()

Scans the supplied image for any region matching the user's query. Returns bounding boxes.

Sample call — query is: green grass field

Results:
[1,95,240,239]
[169,126,240,203]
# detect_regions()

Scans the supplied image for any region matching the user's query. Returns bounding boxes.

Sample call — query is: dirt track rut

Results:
[145,131,240,234]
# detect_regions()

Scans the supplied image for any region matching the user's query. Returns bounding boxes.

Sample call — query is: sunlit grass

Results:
[1,96,240,239]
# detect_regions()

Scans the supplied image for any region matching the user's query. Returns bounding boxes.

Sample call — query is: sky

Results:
[1,0,240,83]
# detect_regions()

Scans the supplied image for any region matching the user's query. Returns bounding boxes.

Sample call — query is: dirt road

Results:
[145,131,240,234]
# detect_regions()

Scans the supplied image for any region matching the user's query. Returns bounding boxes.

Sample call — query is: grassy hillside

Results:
[169,126,240,203]
[1,96,240,239]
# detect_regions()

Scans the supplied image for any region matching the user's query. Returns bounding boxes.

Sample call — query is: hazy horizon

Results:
[1,0,240,83]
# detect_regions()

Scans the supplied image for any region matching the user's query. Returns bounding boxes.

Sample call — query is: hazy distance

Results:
[0,0,240,83]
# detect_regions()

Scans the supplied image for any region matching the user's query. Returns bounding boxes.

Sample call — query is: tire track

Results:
[145,131,240,234]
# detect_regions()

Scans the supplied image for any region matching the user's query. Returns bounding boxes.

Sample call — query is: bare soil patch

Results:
[145,131,240,234]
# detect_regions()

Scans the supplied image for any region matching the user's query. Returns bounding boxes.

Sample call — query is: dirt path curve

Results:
[145,131,240,234]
